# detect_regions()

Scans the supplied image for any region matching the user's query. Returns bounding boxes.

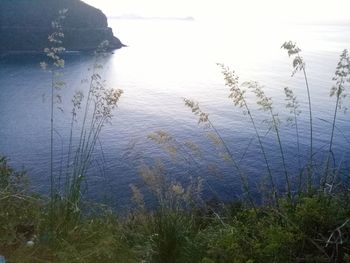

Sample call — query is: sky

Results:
[83,0,350,23]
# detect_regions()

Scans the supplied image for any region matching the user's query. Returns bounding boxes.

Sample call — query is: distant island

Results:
[111,14,195,21]
[0,0,124,52]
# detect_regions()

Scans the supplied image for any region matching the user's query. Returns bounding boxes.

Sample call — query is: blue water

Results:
[1,19,350,208]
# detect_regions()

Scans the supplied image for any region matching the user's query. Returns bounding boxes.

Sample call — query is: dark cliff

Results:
[0,0,124,52]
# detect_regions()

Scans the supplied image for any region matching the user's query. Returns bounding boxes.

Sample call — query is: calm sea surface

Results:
[1,19,350,207]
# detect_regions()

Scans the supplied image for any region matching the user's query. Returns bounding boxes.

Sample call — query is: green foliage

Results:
[0,156,26,191]
[53,215,135,263]
[1,159,350,262]
[149,211,197,263]
[0,157,42,257]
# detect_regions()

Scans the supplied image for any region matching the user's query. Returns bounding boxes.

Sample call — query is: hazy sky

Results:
[83,0,350,22]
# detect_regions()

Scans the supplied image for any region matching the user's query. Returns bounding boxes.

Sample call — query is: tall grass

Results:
[325,49,350,188]
[41,10,123,237]
[246,81,291,199]
[41,8,67,236]
[183,99,256,209]
[281,41,314,192]
[180,43,350,205]
[66,41,123,215]
[284,87,301,169]
[216,65,278,203]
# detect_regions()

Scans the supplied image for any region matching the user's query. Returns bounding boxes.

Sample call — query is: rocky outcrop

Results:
[0,0,124,52]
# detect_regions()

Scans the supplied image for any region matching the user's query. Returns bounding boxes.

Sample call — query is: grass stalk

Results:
[244,102,277,201]
[184,99,256,209]
[302,67,313,191]
[218,65,278,205]
[42,8,68,237]
[208,119,256,209]
[50,70,55,234]
[284,86,302,192]
[247,81,291,199]
[324,95,340,184]
[282,41,313,192]
[324,49,350,186]
[270,109,291,199]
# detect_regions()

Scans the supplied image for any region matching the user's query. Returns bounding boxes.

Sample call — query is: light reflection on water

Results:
[0,19,349,208]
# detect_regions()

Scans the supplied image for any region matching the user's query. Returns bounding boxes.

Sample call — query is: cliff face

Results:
[0,0,124,52]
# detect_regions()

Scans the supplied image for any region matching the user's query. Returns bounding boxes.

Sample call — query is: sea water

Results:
[1,18,349,208]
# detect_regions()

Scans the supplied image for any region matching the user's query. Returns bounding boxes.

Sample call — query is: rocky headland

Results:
[0,0,124,52]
